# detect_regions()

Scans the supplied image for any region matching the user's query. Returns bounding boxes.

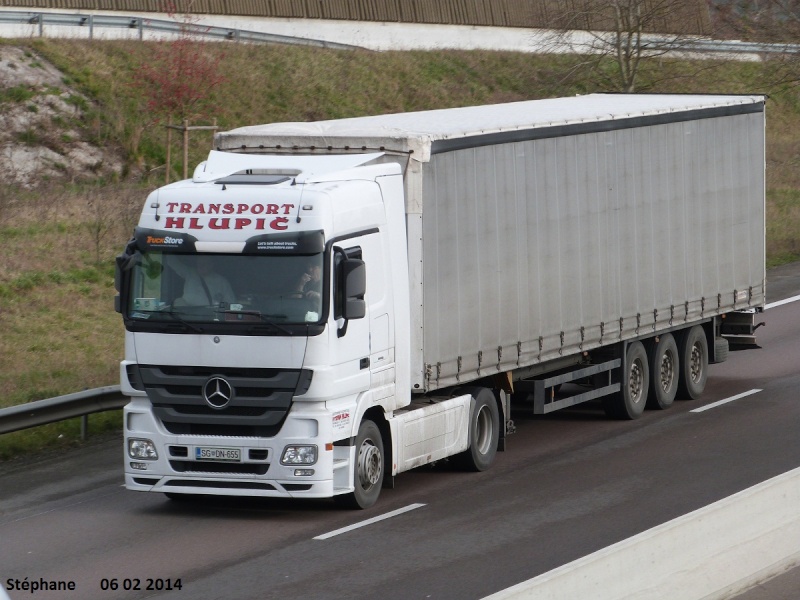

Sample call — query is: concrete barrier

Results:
[484,467,800,600]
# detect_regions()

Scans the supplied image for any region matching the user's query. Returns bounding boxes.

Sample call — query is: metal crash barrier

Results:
[0,10,360,49]
[0,386,127,439]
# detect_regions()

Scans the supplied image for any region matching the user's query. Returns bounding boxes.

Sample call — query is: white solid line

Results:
[765,294,800,310]
[314,503,426,540]
[691,389,762,413]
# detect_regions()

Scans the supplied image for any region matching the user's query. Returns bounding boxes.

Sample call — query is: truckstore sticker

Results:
[144,234,184,248]
[162,202,296,231]
[332,410,351,433]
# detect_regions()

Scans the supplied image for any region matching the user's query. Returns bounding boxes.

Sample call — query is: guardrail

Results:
[0,10,361,49]
[645,36,800,56]
[0,386,127,439]
[0,9,798,56]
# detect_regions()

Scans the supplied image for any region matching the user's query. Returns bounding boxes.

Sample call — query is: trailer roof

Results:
[215,93,765,161]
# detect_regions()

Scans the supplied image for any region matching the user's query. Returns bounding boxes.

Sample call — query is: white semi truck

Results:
[116,94,766,508]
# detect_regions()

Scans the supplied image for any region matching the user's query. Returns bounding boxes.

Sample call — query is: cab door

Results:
[328,231,392,403]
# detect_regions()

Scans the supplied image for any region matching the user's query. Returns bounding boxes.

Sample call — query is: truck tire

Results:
[713,336,729,364]
[454,387,500,472]
[335,419,384,510]
[647,333,679,410]
[677,325,708,399]
[604,341,649,419]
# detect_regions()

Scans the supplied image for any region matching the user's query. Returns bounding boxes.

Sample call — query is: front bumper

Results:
[124,397,351,498]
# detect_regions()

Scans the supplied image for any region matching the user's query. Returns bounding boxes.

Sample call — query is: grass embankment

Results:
[0,186,141,458]
[1,40,799,459]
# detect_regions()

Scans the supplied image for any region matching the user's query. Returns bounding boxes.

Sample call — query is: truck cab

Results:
[116,151,412,507]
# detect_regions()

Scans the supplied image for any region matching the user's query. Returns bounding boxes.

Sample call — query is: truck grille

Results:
[138,365,312,437]
[169,461,270,475]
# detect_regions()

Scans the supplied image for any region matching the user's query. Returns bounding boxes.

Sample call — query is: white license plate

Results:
[195,447,241,462]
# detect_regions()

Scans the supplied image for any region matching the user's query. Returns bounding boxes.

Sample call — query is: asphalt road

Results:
[2,265,800,600]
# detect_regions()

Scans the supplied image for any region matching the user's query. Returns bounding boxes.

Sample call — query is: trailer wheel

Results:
[335,419,384,510]
[454,387,500,471]
[604,341,649,419]
[678,326,708,399]
[647,333,679,410]
[713,336,729,364]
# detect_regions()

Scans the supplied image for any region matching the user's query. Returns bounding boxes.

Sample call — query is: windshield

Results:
[126,251,324,327]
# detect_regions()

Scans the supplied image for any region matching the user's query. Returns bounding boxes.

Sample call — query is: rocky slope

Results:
[0,45,122,188]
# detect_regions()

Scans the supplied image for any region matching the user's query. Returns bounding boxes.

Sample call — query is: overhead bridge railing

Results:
[0,10,361,49]
[0,386,127,440]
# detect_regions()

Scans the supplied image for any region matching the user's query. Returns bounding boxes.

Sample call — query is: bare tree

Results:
[709,0,800,42]
[708,0,800,89]
[541,0,710,92]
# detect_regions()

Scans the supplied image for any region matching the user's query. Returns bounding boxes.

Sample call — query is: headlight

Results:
[281,445,317,465]
[128,438,158,460]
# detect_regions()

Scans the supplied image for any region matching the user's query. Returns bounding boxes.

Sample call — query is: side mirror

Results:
[341,259,366,320]
[114,254,126,293]
[114,239,139,314]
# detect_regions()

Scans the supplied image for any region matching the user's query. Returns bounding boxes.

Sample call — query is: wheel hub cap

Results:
[358,439,381,489]
[690,344,703,383]
[629,360,644,403]
[660,351,675,392]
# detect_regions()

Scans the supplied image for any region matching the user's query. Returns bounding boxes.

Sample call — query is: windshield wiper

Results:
[249,320,293,336]
[218,309,293,335]
[162,309,204,333]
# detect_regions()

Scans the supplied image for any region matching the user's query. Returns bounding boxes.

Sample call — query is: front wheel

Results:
[335,419,384,510]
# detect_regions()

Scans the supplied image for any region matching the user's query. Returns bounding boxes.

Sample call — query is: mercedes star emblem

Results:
[203,376,233,409]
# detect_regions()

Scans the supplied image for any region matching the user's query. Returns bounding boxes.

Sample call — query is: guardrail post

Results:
[81,415,88,441]
[166,124,172,185]
[183,119,189,180]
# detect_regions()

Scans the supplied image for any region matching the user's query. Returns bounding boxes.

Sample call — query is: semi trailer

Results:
[116,93,766,508]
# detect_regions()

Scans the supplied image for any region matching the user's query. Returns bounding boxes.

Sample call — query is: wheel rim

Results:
[659,349,675,392]
[474,405,492,456]
[357,437,382,490]
[689,343,703,384]
[629,358,644,403]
